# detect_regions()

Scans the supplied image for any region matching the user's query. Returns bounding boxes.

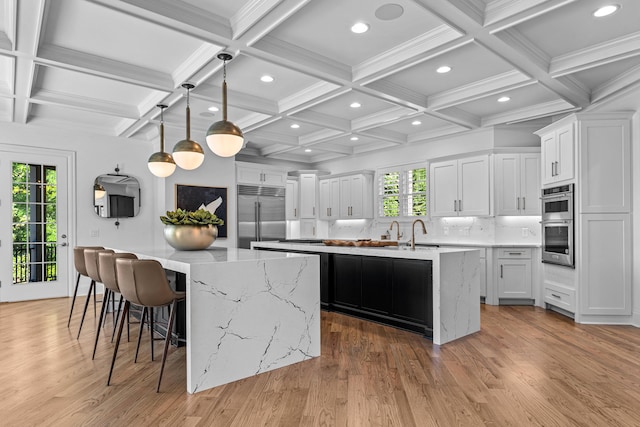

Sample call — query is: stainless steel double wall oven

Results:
[541,184,574,268]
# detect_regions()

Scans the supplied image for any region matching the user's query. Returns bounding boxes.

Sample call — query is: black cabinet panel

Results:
[333,254,361,308]
[392,259,432,327]
[319,253,331,306]
[361,256,391,314]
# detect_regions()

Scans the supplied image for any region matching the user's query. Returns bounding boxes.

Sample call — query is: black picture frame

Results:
[175,184,228,238]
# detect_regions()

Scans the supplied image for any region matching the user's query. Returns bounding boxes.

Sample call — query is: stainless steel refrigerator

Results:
[237,184,286,249]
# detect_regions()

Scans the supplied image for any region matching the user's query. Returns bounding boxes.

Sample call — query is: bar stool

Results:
[92,251,137,359]
[79,249,114,339]
[109,258,185,392]
[68,246,104,328]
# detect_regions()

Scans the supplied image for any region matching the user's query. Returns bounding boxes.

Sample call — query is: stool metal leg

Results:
[134,307,147,363]
[111,295,124,342]
[149,307,154,362]
[92,289,111,359]
[67,272,81,327]
[107,300,129,386]
[157,300,177,393]
[77,279,96,339]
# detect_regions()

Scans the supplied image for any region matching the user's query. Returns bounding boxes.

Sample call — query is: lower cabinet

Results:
[496,248,533,303]
[332,254,433,336]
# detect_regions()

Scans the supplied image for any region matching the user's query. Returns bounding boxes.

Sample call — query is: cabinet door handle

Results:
[551,293,561,299]
[454,200,457,211]
[327,207,330,216]
[551,162,555,176]
[500,264,503,278]
[313,206,315,215]
[522,197,525,210]
[294,208,297,217]
[509,252,522,256]
[458,199,462,211]
[517,197,520,210]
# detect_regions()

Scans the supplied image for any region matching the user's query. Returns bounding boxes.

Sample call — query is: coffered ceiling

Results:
[2,0,640,163]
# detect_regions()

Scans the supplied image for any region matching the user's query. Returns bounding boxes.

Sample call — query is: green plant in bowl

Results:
[160,208,224,226]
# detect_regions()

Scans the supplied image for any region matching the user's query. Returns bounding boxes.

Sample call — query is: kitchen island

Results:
[251,241,481,345]
[117,246,320,394]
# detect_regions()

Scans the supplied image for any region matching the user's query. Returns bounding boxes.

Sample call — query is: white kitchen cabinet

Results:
[430,155,490,217]
[339,174,373,219]
[578,119,631,213]
[495,153,540,216]
[496,248,532,301]
[578,214,631,316]
[236,162,287,187]
[298,173,317,219]
[539,123,574,187]
[299,219,316,238]
[285,179,299,220]
[318,178,340,219]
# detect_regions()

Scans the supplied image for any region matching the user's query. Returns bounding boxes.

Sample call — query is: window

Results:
[378,163,427,218]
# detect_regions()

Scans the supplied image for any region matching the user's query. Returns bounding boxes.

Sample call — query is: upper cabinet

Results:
[319,178,340,220]
[495,153,541,216]
[298,173,317,219]
[318,172,374,220]
[236,162,287,187]
[539,124,574,187]
[285,178,299,220]
[430,155,490,217]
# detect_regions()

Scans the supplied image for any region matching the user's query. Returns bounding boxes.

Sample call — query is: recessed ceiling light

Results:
[208,106,219,112]
[351,22,369,34]
[304,148,312,153]
[350,136,359,141]
[436,66,451,74]
[350,102,361,108]
[411,120,422,126]
[260,75,274,83]
[593,4,619,17]
[290,123,300,129]
[498,96,511,103]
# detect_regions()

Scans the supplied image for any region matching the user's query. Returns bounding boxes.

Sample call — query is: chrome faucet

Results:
[411,219,427,250]
[389,220,401,240]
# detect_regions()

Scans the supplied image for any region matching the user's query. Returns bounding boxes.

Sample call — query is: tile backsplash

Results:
[316,216,541,245]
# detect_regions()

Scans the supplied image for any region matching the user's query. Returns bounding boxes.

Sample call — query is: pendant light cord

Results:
[185,86,191,140]
[160,106,165,152]
[222,59,228,122]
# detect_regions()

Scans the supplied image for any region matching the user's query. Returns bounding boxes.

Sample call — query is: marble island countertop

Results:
[251,241,480,260]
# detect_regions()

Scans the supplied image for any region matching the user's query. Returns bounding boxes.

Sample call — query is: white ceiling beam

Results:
[484,0,577,33]
[591,64,640,104]
[289,110,350,132]
[352,106,414,132]
[407,124,466,144]
[550,32,640,78]
[30,89,140,118]
[482,99,577,126]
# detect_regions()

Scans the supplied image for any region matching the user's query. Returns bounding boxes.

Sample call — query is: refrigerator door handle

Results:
[254,201,260,241]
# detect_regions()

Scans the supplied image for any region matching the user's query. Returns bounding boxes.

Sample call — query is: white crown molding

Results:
[1,0,16,50]
[279,81,342,113]
[364,80,428,110]
[231,0,282,40]
[305,141,353,155]
[245,129,299,146]
[171,44,222,88]
[289,109,350,132]
[432,106,481,128]
[31,88,140,118]
[252,35,351,82]
[429,70,533,110]
[299,128,344,145]
[407,124,465,144]
[0,54,15,95]
[550,31,640,78]
[353,25,464,83]
[485,0,575,32]
[591,64,640,104]
[36,44,173,90]
[353,140,399,154]
[482,99,575,126]
[444,0,485,25]
[352,106,414,132]
[495,28,550,71]
[360,127,407,145]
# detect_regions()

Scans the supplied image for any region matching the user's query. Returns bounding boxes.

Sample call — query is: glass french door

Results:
[0,151,70,302]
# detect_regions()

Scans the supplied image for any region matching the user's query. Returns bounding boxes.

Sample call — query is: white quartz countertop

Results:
[251,241,479,260]
[414,241,540,248]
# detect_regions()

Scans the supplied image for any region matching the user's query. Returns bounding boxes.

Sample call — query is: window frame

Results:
[376,162,428,220]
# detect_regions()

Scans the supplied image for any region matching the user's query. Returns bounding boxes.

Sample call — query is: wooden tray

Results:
[322,239,398,247]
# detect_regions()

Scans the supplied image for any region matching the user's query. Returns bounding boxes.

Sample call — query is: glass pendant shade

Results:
[206,53,244,158]
[147,104,176,178]
[94,183,106,199]
[148,151,177,177]
[173,83,205,170]
[206,121,244,157]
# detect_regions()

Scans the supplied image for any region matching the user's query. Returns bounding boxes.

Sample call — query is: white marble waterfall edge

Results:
[188,256,320,393]
[434,251,480,345]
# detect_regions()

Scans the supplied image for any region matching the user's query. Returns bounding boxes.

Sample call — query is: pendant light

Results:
[172,83,205,170]
[93,182,106,199]
[206,53,244,157]
[147,104,177,178]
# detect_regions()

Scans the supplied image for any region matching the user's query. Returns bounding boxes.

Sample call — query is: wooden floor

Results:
[1,298,639,427]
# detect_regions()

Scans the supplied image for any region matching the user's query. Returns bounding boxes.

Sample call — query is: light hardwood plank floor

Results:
[0,298,639,426]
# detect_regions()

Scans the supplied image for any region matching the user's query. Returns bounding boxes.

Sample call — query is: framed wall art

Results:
[175,184,228,238]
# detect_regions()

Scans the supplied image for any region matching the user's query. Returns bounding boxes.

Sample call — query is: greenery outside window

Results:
[378,163,427,218]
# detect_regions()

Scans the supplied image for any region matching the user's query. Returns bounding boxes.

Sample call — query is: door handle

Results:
[517,197,520,210]
[454,200,457,211]
[458,199,462,211]
[500,264,503,278]
[522,197,525,210]
[59,242,68,247]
